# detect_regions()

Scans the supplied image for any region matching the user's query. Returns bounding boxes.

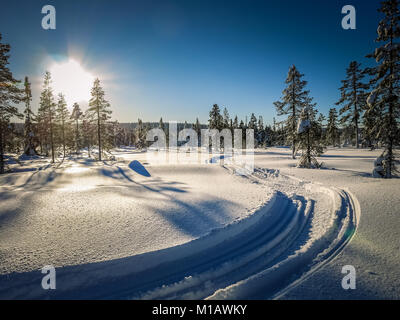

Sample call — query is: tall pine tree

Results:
[336,61,368,148]
[0,33,23,173]
[297,97,324,168]
[366,0,400,178]
[56,93,70,158]
[274,65,309,159]
[88,78,112,161]
[39,71,56,163]
[326,108,340,147]
[23,76,37,156]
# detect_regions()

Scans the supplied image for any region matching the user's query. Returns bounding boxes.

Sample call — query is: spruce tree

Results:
[297,97,324,168]
[274,65,309,159]
[208,104,223,130]
[71,102,82,154]
[326,108,340,147]
[222,107,230,128]
[88,78,112,161]
[56,93,70,158]
[0,33,23,173]
[366,0,400,178]
[23,76,37,156]
[336,61,368,148]
[39,71,56,163]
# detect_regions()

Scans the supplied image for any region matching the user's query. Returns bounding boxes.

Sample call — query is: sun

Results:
[49,59,94,105]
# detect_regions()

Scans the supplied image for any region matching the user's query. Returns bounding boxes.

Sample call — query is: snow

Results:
[0,147,399,299]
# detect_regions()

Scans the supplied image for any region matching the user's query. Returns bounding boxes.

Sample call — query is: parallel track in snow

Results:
[0,167,359,300]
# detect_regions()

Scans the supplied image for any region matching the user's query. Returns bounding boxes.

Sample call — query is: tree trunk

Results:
[50,115,55,163]
[62,121,66,158]
[97,108,102,161]
[0,123,4,174]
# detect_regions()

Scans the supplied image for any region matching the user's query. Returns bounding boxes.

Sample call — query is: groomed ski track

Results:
[0,166,359,300]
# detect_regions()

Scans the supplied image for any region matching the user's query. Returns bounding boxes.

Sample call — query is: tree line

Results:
[272,0,400,176]
[0,0,399,177]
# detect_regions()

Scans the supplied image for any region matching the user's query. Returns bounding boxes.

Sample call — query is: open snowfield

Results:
[0,147,398,299]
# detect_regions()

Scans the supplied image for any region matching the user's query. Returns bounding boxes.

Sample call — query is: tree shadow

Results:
[128,160,151,177]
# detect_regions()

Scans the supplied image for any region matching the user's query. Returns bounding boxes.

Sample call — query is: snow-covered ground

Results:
[0,147,398,299]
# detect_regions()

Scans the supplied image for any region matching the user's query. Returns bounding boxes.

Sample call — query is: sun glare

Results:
[49,59,95,105]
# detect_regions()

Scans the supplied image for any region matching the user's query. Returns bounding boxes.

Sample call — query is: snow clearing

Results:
[0,147,375,299]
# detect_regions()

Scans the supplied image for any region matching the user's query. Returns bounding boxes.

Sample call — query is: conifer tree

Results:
[297,98,324,168]
[233,116,239,129]
[39,71,56,163]
[71,102,82,154]
[88,78,112,161]
[366,0,400,178]
[208,104,223,130]
[336,61,368,148]
[0,33,24,173]
[56,93,70,158]
[274,65,309,159]
[23,76,37,156]
[223,107,230,128]
[326,108,340,147]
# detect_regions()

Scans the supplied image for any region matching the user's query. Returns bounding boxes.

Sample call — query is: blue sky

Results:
[0,0,382,124]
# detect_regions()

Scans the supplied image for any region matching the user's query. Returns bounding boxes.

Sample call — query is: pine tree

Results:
[336,61,368,148]
[297,97,324,168]
[194,117,201,146]
[71,102,82,154]
[135,118,147,149]
[39,71,56,163]
[233,116,239,129]
[23,76,37,156]
[56,93,70,158]
[0,33,24,173]
[208,104,223,130]
[222,107,230,128]
[326,108,340,147]
[257,115,265,147]
[88,78,112,161]
[274,65,309,159]
[366,0,400,178]
[159,117,165,131]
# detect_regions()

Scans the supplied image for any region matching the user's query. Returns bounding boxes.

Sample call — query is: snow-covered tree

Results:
[39,71,56,163]
[208,104,223,130]
[335,61,368,148]
[88,78,112,161]
[0,33,23,173]
[23,76,37,156]
[366,0,400,178]
[296,97,324,168]
[274,65,309,159]
[56,93,70,158]
[326,108,340,147]
[135,118,147,149]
